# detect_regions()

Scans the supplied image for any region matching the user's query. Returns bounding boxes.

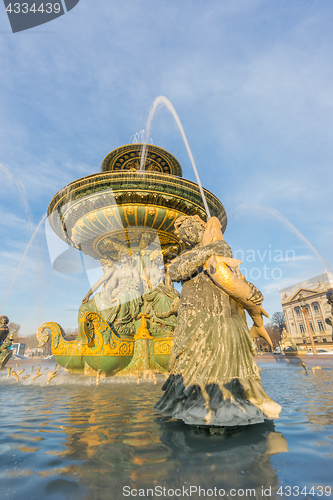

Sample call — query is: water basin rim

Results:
[47,171,227,221]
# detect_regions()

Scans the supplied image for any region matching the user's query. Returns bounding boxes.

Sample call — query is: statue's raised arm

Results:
[81,259,116,304]
[169,215,233,282]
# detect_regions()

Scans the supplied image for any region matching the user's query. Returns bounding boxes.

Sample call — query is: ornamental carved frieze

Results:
[153,338,174,355]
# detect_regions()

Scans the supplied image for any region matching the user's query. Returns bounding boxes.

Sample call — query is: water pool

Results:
[1,357,332,500]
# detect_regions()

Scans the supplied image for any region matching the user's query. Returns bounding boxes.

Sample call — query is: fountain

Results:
[35,135,283,428]
[36,143,226,378]
[2,119,333,498]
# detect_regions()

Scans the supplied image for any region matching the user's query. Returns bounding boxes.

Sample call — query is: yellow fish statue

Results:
[202,217,273,347]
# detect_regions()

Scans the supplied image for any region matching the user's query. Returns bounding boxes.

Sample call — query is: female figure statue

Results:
[105,251,142,330]
[155,215,281,426]
[142,252,179,335]
[78,258,117,321]
[78,252,142,337]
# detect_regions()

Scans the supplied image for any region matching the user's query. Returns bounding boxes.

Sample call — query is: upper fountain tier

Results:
[47,144,227,262]
[101,144,183,176]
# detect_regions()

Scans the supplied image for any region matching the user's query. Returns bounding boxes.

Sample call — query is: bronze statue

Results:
[79,251,143,337]
[105,251,142,328]
[155,216,281,426]
[142,252,179,334]
[78,258,117,321]
[82,258,117,304]
[142,251,165,290]
[0,315,13,369]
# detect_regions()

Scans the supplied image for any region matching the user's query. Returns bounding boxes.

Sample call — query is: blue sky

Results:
[0,0,332,335]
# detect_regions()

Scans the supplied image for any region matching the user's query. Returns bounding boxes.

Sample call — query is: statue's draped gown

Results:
[155,245,281,427]
[143,283,178,332]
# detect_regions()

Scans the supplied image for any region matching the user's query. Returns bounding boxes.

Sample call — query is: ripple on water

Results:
[0,362,332,500]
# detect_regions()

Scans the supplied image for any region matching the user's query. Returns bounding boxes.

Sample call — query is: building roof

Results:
[279,272,333,303]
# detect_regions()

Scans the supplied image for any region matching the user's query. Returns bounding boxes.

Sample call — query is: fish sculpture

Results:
[202,217,273,347]
[11,370,19,382]
[32,371,43,381]
[47,371,58,384]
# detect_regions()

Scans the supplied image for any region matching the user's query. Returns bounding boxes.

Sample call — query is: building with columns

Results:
[279,272,333,345]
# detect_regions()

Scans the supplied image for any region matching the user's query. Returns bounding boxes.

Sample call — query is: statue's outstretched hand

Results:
[244,281,264,305]
[325,317,333,327]
[82,293,91,304]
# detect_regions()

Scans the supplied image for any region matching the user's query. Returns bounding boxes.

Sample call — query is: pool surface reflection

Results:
[0,358,332,499]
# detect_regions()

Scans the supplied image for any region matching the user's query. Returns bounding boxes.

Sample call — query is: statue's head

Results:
[174,215,206,246]
[0,315,9,327]
[118,250,132,264]
[100,258,115,270]
[327,289,333,305]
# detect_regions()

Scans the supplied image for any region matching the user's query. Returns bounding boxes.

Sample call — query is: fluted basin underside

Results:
[47,171,227,261]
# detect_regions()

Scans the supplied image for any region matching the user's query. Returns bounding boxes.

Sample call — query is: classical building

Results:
[279,272,333,345]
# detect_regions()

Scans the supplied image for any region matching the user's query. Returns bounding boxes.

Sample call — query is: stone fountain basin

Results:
[47,171,227,261]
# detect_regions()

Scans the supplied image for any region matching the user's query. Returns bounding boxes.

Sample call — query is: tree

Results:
[265,324,281,348]
[255,336,271,352]
[8,322,20,341]
[271,312,286,335]
[64,328,79,340]
[254,323,281,352]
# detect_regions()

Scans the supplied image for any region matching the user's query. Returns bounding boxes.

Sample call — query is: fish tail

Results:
[250,324,273,347]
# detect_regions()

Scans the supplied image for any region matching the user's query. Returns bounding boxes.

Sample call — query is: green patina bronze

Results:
[0,316,13,370]
[53,355,85,374]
